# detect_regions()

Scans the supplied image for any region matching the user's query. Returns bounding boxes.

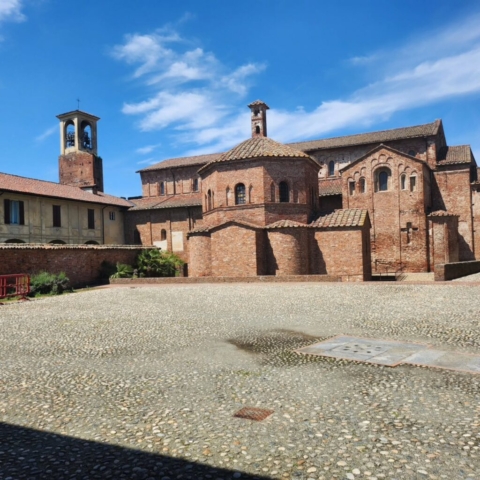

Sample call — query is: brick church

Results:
[126,100,479,280]
[1,101,478,281]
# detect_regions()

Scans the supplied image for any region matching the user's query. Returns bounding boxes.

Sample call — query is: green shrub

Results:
[29,271,70,296]
[110,262,134,279]
[136,248,184,277]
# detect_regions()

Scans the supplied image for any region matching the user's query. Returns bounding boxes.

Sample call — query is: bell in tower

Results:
[57,109,104,192]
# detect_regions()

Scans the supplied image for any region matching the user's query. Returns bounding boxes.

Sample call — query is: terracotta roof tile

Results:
[288,120,441,151]
[310,209,368,228]
[128,193,202,211]
[248,100,270,108]
[437,145,473,165]
[319,178,342,196]
[265,220,307,229]
[140,120,443,171]
[138,153,222,172]
[0,172,131,207]
[188,219,261,234]
[200,137,312,171]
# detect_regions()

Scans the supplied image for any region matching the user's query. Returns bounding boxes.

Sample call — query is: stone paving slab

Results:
[296,335,426,366]
[297,335,480,373]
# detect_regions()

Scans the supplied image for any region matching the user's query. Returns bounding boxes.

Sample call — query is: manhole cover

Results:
[233,407,274,421]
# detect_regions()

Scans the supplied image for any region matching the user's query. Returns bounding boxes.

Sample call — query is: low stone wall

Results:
[0,244,150,288]
[434,260,480,281]
[110,275,341,285]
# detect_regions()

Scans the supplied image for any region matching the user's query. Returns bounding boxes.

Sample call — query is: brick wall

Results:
[433,167,474,261]
[140,165,202,197]
[266,228,309,275]
[312,228,370,281]
[201,157,319,228]
[59,151,104,192]
[342,148,429,273]
[125,206,203,263]
[434,260,480,281]
[428,216,459,268]
[210,224,260,277]
[0,245,148,287]
[188,233,211,277]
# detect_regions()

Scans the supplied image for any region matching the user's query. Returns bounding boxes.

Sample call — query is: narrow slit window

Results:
[279,181,289,202]
[359,178,366,193]
[53,205,61,227]
[349,181,355,196]
[328,161,335,177]
[401,174,407,190]
[88,209,95,230]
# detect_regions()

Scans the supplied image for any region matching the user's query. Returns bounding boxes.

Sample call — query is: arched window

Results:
[235,184,246,205]
[161,229,167,241]
[279,181,289,202]
[193,178,199,192]
[255,125,260,135]
[328,161,335,177]
[375,167,391,192]
[160,182,165,195]
[359,177,366,193]
[270,182,275,202]
[207,190,213,210]
[85,240,99,245]
[49,239,66,244]
[249,185,253,203]
[226,187,230,206]
[401,174,407,190]
[5,239,25,244]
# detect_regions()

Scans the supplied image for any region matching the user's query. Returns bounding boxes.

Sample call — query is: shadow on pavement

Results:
[0,422,272,479]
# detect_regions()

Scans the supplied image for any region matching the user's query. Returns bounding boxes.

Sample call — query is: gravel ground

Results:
[0,283,479,480]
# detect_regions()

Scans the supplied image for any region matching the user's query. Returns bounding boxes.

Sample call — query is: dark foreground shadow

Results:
[0,422,271,480]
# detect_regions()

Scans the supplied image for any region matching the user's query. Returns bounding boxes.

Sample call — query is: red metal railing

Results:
[0,274,30,300]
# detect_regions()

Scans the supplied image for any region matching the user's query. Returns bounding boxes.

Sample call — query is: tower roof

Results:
[199,136,312,172]
[56,110,100,121]
[248,100,270,109]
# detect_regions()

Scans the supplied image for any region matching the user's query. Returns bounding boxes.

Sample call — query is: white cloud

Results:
[112,26,264,135]
[0,0,25,23]
[35,125,57,142]
[136,143,161,155]
[114,12,480,156]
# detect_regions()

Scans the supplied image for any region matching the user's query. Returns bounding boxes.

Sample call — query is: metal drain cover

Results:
[233,407,274,421]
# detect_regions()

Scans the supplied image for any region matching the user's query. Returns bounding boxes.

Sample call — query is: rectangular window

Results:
[349,181,355,196]
[53,205,61,227]
[88,209,95,229]
[109,211,115,221]
[4,199,25,225]
[410,176,417,192]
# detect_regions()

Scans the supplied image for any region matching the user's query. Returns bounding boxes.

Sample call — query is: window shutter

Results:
[19,201,25,225]
[4,199,10,224]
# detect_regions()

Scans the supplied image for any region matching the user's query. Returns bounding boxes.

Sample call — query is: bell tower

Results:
[248,100,269,138]
[57,110,104,192]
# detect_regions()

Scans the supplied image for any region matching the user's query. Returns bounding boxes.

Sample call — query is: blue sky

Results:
[1,0,480,198]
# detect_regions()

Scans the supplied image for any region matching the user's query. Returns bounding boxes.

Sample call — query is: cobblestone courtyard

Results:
[1,283,479,480]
